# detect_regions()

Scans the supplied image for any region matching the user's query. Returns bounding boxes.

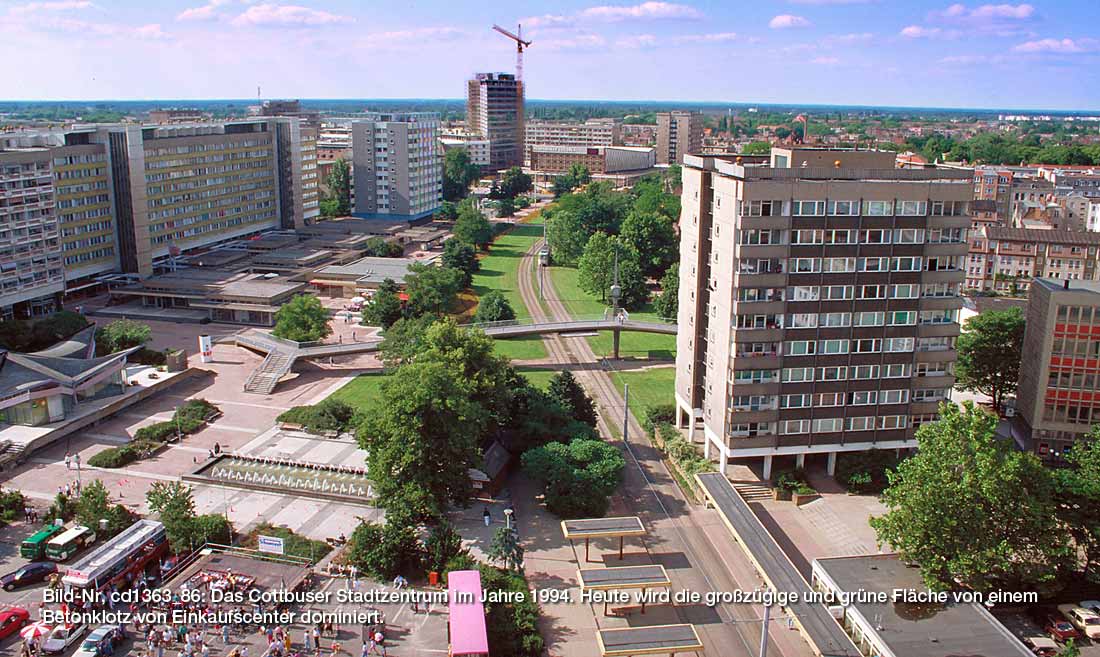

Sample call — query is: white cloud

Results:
[940,3,1034,21]
[579,2,702,21]
[176,0,231,22]
[536,33,608,51]
[134,23,168,39]
[1013,37,1099,54]
[616,33,659,48]
[673,31,737,43]
[790,0,872,4]
[230,4,352,27]
[810,56,840,64]
[361,26,465,45]
[520,14,572,29]
[900,25,956,38]
[6,1,92,15]
[769,14,810,29]
[824,31,872,44]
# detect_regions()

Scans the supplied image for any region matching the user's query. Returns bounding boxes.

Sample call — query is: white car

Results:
[42,623,87,654]
[73,624,125,657]
[1060,605,1100,640]
[1080,599,1100,615]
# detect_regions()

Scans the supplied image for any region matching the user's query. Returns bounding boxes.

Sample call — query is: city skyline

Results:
[0,1,1098,110]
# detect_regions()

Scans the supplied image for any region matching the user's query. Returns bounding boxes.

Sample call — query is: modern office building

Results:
[466,73,524,170]
[348,112,442,222]
[527,145,655,175]
[524,118,621,161]
[674,148,969,477]
[656,111,703,165]
[1015,277,1100,462]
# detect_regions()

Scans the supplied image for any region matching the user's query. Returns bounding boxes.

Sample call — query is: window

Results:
[928,228,966,243]
[893,228,925,244]
[926,256,960,272]
[896,200,927,216]
[782,394,812,409]
[914,388,950,402]
[861,229,891,244]
[791,258,821,273]
[812,417,844,433]
[854,311,885,327]
[819,339,849,354]
[854,338,882,353]
[729,422,773,437]
[883,363,912,378]
[788,286,820,301]
[892,256,922,272]
[860,285,887,299]
[919,310,958,325]
[890,284,920,299]
[782,367,815,383]
[865,200,893,216]
[858,257,890,272]
[788,313,818,328]
[818,366,848,381]
[741,230,781,245]
[737,342,778,357]
[780,420,811,435]
[815,392,844,407]
[738,288,783,302]
[825,229,856,244]
[888,311,917,326]
[828,200,860,216]
[821,312,852,327]
[824,257,857,273]
[785,340,816,356]
[734,369,778,384]
[879,415,908,430]
[731,395,775,411]
[917,362,952,377]
[744,200,782,216]
[881,389,910,404]
[822,285,854,300]
[736,314,780,329]
[884,337,915,353]
[849,391,878,405]
[918,337,955,351]
[921,283,957,298]
[792,229,824,245]
[793,200,825,216]
[846,416,876,431]
[851,365,879,380]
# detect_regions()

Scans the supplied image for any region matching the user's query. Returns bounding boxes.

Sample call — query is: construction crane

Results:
[492,23,531,81]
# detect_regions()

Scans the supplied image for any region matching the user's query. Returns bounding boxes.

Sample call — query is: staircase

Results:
[244,351,294,395]
[733,481,774,503]
[0,440,25,468]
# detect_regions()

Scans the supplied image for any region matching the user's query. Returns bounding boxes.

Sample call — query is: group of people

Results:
[142,624,210,657]
[57,479,83,499]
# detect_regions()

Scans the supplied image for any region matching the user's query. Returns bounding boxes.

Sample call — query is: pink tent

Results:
[447,570,488,656]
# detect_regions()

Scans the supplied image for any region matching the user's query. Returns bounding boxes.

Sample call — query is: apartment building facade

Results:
[349,112,442,221]
[1016,278,1100,462]
[440,130,491,168]
[656,111,703,165]
[524,118,621,163]
[466,73,524,170]
[965,226,1100,292]
[674,148,969,477]
[527,145,655,175]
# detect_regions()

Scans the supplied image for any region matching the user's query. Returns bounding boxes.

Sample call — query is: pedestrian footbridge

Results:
[231,317,678,394]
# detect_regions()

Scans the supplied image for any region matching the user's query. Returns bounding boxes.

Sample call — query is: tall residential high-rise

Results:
[674,148,970,478]
[656,111,702,165]
[1016,278,1100,462]
[349,112,442,221]
[466,73,524,170]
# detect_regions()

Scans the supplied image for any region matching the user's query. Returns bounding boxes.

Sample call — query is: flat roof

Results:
[596,625,702,657]
[165,549,311,593]
[986,226,1100,245]
[1033,277,1100,295]
[316,256,418,284]
[561,517,646,539]
[577,565,670,590]
[813,554,1033,657]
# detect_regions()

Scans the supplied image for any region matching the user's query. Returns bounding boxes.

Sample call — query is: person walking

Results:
[483,506,491,526]
[64,452,71,470]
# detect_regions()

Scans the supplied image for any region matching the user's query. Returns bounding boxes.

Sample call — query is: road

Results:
[515,238,816,657]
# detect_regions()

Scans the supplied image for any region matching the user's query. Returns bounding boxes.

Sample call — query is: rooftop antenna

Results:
[493,23,532,81]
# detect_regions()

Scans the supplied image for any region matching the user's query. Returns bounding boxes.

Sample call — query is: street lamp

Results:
[504,507,514,530]
[610,244,622,359]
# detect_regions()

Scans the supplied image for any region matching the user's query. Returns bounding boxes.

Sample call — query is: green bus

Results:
[20,524,64,560]
[45,525,96,562]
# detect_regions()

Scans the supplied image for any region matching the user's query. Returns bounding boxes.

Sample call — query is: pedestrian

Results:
[284,633,291,653]
[64,452,71,470]
[74,453,81,470]
[303,629,312,652]
[312,627,321,656]
[331,640,341,656]
[222,624,230,644]
[483,506,491,526]
[373,631,386,657]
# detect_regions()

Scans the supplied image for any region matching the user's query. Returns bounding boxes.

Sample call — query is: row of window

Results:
[733,363,914,384]
[740,228,965,246]
[779,415,910,435]
[741,199,967,217]
[737,283,959,302]
[145,140,269,157]
[144,158,273,183]
[784,337,917,356]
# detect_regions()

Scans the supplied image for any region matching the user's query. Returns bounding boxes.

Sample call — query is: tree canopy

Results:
[443,148,481,202]
[577,232,648,309]
[404,263,466,317]
[619,210,678,279]
[521,439,625,518]
[474,290,516,324]
[441,239,480,286]
[955,307,1025,412]
[325,158,351,216]
[361,279,403,329]
[653,267,679,321]
[273,294,332,343]
[546,371,597,428]
[453,201,494,249]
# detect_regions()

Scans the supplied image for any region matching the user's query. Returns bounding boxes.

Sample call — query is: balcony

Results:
[917,323,961,338]
[734,272,787,289]
[924,242,969,257]
[732,354,781,370]
[915,348,957,363]
[922,269,965,284]
[727,409,779,424]
[909,401,944,415]
[918,296,963,311]
[740,215,791,230]
[926,214,971,229]
[737,244,788,259]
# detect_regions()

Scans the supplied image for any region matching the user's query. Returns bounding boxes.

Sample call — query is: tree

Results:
[499,166,533,200]
[955,308,1025,412]
[146,481,231,553]
[577,233,649,309]
[96,319,151,354]
[437,200,458,221]
[404,264,466,317]
[1054,427,1100,582]
[423,521,468,575]
[273,294,332,343]
[76,480,135,540]
[554,181,630,235]
[552,164,591,198]
[522,439,625,518]
[489,526,524,571]
[347,520,424,579]
[619,211,678,279]
[379,314,438,368]
[474,290,516,324]
[498,196,516,218]
[742,141,771,155]
[326,159,351,215]
[441,239,480,286]
[361,279,403,329]
[358,361,485,520]
[443,148,480,202]
[654,267,679,321]
[870,402,1070,593]
[453,202,493,249]
[363,236,403,258]
[319,197,340,218]
[545,210,588,265]
[546,371,597,427]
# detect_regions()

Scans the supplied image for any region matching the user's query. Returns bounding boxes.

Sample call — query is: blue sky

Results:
[1,1,1098,109]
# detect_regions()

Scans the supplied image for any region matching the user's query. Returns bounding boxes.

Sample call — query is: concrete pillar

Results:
[795,453,805,470]
[676,406,687,430]
[762,455,773,481]
[719,445,728,475]
[688,413,697,444]
[827,452,837,477]
[703,430,710,458]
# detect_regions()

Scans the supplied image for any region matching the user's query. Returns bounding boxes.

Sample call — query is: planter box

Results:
[165,350,188,372]
[773,488,792,501]
[792,491,819,506]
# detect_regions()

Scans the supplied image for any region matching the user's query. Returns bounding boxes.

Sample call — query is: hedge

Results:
[276,398,358,435]
[92,400,220,469]
[87,439,163,468]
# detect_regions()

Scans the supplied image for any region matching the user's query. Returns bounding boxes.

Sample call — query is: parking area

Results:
[995,607,1100,656]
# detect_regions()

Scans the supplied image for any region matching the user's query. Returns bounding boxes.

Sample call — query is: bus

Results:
[20,524,64,560]
[45,525,97,562]
[62,520,167,592]
[447,570,488,657]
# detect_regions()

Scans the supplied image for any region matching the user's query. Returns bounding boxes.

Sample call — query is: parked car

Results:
[1059,604,1100,640]
[74,624,126,657]
[1080,600,1100,615]
[1,562,57,591]
[1044,615,1080,642]
[0,607,30,640]
[1023,636,1059,657]
[43,623,87,654]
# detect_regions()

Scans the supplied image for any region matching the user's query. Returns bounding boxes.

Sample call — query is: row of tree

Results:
[907,131,1100,166]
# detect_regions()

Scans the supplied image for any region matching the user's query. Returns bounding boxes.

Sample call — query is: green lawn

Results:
[330,370,390,409]
[470,221,548,361]
[515,366,560,390]
[493,336,548,361]
[607,366,677,424]
[547,265,676,360]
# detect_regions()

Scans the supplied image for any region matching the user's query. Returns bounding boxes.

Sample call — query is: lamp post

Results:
[610,244,621,360]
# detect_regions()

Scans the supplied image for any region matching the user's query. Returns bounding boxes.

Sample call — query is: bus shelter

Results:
[561,517,646,562]
[596,624,703,657]
[577,564,671,615]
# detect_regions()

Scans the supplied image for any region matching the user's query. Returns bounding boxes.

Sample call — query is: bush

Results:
[46,492,76,523]
[131,347,168,366]
[522,439,625,518]
[774,468,812,493]
[0,488,25,526]
[246,523,331,562]
[643,404,676,433]
[479,564,544,657]
[276,398,358,435]
[347,520,424,580]
[87,439,164,468]
[135,422,176,442]
[423,522,468,576]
